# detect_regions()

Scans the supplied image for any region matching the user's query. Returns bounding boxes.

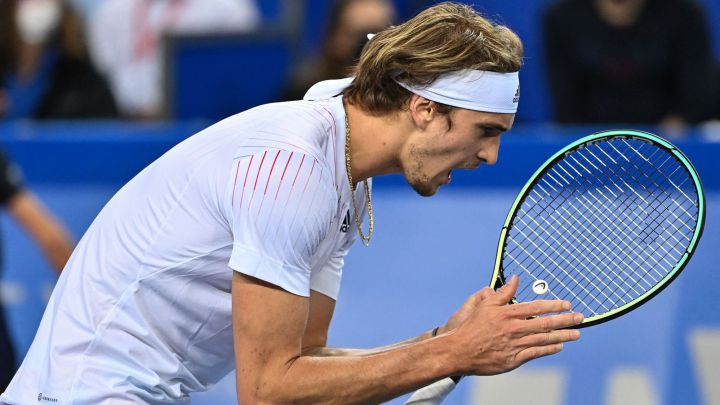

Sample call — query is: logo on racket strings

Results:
[532,280,549,295]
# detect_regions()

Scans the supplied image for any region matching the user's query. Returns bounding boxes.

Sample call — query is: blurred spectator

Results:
[0,149,74,389]
[87,0,261,119]
[283,0,396,101]
[0,0,117,120]
[66,0,100,20]
[543,0,717,127]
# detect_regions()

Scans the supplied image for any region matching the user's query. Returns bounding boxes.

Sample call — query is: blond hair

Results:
[344,2,523,114]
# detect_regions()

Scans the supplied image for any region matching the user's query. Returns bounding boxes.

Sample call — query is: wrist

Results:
[428,328,464,378]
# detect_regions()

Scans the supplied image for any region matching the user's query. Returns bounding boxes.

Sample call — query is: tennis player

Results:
[1,3,583,404]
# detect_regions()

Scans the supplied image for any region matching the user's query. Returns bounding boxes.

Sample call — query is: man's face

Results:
[400,107,514,197]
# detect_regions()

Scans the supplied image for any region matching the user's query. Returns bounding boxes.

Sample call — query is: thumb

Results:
[478,287,494,301]
[464,287,494,309]
[488,274,518,305]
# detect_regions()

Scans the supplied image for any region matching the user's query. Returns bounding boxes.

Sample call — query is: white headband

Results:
[303,70,520,113]
[396,70,519,113]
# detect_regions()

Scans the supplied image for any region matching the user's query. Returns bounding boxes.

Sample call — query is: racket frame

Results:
[488,129,706,328]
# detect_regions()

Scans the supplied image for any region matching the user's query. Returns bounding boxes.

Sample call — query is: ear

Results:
[407,95,438,130]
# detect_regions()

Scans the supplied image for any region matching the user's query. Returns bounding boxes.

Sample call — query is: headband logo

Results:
[513,86,520,103]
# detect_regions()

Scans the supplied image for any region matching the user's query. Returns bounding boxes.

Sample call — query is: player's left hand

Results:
[438,287,495,335]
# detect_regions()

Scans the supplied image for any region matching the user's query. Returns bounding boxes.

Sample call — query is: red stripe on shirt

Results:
[275,151,294,200]
[291,154,306,188]
[264,150,282,196]
[257,150,282,217]
[249,151,267,208]
[302,159,317,194]
[231,160,241,206]
[239,155,254,209]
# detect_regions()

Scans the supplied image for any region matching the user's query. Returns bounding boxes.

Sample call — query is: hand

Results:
[448,275,583,376]
[438,287,494,335]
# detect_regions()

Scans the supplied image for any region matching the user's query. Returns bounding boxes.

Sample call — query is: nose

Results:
[478,136,500,165]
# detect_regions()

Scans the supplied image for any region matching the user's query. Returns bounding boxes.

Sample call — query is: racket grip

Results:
[404,377,460,405]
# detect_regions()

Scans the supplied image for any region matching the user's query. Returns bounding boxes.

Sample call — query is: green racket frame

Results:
[488,129,706,328]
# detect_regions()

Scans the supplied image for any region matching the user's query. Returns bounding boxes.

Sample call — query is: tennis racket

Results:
[405,129,706,404]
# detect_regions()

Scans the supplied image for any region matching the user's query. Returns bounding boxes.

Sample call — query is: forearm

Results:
[8,191,74,272]
[233,275,583,404]
[303,328,437,357]
[34,222,74,271]
[241,332,458,405]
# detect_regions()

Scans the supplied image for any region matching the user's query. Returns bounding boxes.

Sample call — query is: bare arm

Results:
[232,273,582,404]
[304,287,496,358]
[7,190,74,272]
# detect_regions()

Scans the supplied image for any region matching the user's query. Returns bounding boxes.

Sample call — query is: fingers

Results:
[516,328,581,348]
[460,287,496,312]
[511,317,583,367]
[514,343,565,364]
[466,287,494,307]
[486,275,519,305]
[507,299,572,318]
[478,287,494,301]
[513,311,584,333]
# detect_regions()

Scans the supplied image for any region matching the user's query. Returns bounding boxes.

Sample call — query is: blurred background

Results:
[1,0,719,404]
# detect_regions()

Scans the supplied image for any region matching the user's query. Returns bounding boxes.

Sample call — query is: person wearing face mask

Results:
[86,0,260,120]
[282,0,396,101]
[0,0,117,120]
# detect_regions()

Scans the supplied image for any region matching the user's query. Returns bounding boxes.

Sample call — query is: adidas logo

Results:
[512,86,520,103]
[340,210,350,232]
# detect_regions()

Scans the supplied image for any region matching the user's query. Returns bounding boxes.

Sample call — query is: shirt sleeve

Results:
[226,149,337,297]
[310,242,349,300]
[310,177,369,299]
[0,150,24,206]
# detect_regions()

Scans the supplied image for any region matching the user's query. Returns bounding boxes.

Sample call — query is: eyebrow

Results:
[477,123,510,133]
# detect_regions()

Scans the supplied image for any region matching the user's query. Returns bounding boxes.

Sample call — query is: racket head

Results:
[489,130,706,328]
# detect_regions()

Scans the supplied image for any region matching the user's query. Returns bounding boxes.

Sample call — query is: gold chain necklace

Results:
[343,102,374,246]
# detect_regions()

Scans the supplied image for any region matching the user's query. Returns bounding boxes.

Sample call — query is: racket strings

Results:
[619,140,698,209]
[510,189,633,310]
[513,191,640,311]
[560,141,695,301]
[577,143,691,264]
[595,142,697,258]
[509,217,618,310]
[510,151,661,305]
[564,139,696,304]
[517,197,637,302]
[503,138,699,316]
[607,141,697,231]
[511,180,634,305]
[561,147,676,306]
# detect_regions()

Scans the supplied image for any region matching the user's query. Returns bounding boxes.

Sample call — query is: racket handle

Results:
[404,376,462,405]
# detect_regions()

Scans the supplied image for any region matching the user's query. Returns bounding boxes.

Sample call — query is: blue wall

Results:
[1,123,718,404]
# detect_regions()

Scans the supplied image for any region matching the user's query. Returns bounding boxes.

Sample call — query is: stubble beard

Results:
[405,147,437,197]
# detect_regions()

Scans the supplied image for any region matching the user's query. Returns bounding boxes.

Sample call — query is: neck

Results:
[344,101,410,183]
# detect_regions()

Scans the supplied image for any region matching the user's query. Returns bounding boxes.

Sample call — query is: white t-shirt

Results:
[1,96,368,404]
